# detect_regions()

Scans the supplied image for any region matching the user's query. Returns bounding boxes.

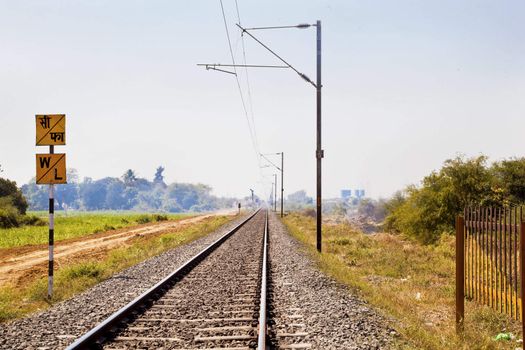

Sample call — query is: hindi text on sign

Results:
[35,114,66,146]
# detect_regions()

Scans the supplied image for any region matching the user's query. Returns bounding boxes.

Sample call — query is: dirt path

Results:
[0,212,234,287]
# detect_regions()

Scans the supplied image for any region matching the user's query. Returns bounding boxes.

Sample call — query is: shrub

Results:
[0,205,19,229]
[0,201,45,229]
[357,198,387,222]
[384,155,496,244]
[301,208,316,218]
[136,215,152,224]
[64,262,102,279]
[0,177,43,229]
[19,215,45,226]
[153,214,168,222]
[135,214,168,224]
[0,178,28,214]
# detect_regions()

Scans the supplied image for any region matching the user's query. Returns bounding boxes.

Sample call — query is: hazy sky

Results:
[1,1,524,200]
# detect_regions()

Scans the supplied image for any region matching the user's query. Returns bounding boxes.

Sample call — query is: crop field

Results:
[0,211,190,248]
[283,213,523,350]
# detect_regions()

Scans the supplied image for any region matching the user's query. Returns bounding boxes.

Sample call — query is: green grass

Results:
[282,213,523,350]
[0,215,234,321]
[0,211,190,248]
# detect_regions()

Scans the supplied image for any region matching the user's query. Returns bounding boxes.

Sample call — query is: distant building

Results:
[341,189,366,204]
[355,189,365,199]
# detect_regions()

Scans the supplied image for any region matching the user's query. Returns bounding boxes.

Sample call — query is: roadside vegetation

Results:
[283,213,522,349]
[280,155,525,349]
[0,177,44,229]
[384,155,525,243]
[0,211,187,248]
[322,155,525,244]
[0,214,234,322]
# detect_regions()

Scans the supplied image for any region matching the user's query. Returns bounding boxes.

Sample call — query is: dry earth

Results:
[0,212,235,287]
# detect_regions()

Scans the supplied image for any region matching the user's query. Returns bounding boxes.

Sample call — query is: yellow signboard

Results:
[36,115,66,146]
[36,154,67,184]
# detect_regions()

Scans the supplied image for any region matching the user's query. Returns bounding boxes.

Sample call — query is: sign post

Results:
[35,114,67,299]
[48,146,54,300]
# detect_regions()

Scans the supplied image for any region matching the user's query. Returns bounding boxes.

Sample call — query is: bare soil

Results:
[0,212,234,288]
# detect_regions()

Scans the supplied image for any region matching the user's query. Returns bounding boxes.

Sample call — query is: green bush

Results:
[19,215,45,226]
[384,155,521,244]
[153,214,168,222]
[0,178,28,214]
[0,205,20,229]
[0,207,45,229]
[135,214,168,224]
[0,177,42,229]
[136,215,152,224]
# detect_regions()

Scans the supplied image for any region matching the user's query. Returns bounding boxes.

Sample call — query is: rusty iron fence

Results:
[456,207,525,335]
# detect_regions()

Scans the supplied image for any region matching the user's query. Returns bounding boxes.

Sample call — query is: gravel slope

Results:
[0,214,249,350]
[268,212,396,349]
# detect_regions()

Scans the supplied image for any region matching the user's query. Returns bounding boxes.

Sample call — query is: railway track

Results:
[67,209,269,350]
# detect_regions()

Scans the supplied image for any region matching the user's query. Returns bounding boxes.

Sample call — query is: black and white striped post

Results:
[48,145,54,299]
[36,114,66,299]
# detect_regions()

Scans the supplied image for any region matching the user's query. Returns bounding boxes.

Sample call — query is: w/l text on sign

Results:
[36,153,67,184]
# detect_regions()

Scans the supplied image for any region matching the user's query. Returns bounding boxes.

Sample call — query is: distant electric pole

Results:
[274,174,277,212]
[270,182,274,209]
[249,188,254,205]
[260,152,284,217]
[280,152,284,218]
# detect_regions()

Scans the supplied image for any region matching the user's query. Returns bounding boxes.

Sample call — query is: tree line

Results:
[21,167,238,213]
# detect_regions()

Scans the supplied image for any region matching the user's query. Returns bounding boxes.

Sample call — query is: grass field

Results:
[0,211,190,248]
[282,213,523,350]
[0,214,234,321]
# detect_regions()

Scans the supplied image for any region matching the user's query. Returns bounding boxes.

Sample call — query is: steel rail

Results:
[257,209,269,349]
[66,209,261,350]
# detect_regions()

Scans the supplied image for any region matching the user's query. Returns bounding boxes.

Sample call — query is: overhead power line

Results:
[234,0,260,163]
[218,0,270,197]
[198,63,288,69]
[260,153,281,171]
[219,0,260,160]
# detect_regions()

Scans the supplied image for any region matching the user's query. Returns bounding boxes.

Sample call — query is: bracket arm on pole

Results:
[236,24,317,88]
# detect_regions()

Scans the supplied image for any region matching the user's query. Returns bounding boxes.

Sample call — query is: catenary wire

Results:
[234,0,260,161]
[233,0,273,197]
[219,0,259,158]
[219,0,270,198]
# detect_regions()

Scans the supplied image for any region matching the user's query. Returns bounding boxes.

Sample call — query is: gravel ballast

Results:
[0,214,249,350]
[1,211,395,350]
[103,210,266,349]
[268,212,395,349]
